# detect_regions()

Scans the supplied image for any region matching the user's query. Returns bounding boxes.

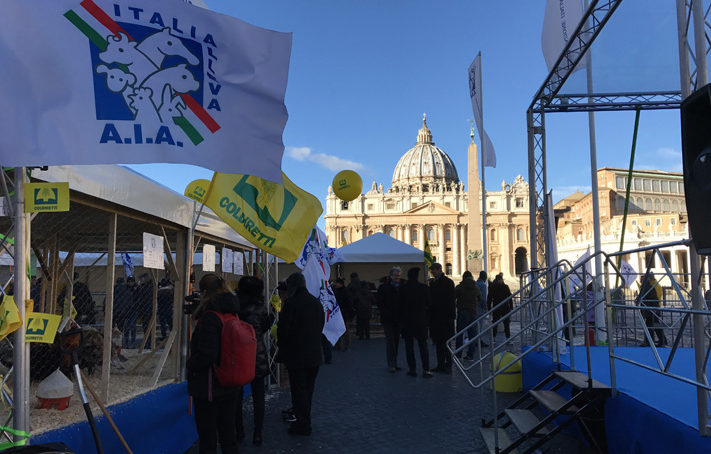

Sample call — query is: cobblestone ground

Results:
[186,334,591,454]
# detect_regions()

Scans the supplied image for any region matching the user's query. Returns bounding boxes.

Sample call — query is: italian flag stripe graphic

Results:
[80,0,128,38]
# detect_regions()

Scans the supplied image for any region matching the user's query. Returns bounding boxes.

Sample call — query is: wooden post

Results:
[102,213,117,402]
[170,230,186,380]
[49,236,59,314]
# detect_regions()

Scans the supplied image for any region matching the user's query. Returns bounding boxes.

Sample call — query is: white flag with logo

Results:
[541,0,586,73]
[0,0,291,182]
[568,247,593,291]
[467,53,496,168]
[295,227,345,345]
[619,259,637,288]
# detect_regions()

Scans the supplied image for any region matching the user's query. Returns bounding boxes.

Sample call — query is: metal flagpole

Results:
[12,167,29,442]
[583,0,604,343]
[478,51,488,274]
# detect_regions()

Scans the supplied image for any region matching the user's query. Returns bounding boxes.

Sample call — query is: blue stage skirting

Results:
[522,346,711,454]
[31,382,198,454]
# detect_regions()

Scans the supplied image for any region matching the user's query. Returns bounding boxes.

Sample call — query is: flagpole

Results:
[13,167,29,442]
[582,0,604,343]
[478,52,488,274]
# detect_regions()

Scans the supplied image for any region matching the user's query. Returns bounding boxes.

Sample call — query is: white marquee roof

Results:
[337,233,424,263]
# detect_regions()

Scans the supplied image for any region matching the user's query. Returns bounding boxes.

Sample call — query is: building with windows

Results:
[555,168,691,279]
[324,116,531,280]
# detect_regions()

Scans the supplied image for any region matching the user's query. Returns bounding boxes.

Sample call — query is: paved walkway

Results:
[186,335,590,453]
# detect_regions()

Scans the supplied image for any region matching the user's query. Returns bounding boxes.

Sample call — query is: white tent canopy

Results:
[337,233,424,263]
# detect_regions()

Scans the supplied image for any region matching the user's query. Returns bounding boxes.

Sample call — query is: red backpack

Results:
[205,311,257,387]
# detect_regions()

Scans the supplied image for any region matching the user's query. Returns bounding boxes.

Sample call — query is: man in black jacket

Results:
[376,266,403,372]
[334,278,354,351]
[455,271,483,359]
[429,263,456,374]
[278,273,325,436]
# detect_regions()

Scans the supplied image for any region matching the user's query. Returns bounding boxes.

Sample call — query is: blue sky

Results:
[130,0,683,226]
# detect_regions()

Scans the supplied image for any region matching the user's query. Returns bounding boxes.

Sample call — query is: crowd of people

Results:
[333,265,514,377]
[187,272,324,453]
[184,265,521,453]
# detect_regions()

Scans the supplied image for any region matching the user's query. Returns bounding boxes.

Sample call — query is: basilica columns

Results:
[452,224,460,276]
[404,225,411,245]
[418,225,425,250]
[397,226,404,242]
[460,224,467,273]
[438,225,446,265]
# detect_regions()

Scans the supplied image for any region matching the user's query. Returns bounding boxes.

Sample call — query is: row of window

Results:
[630,217,677,228]
[616,176,684,194]
[489,197,525,210]
[616,196,686,213]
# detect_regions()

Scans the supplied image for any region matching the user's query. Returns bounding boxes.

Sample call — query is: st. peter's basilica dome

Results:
[391,115,459,192]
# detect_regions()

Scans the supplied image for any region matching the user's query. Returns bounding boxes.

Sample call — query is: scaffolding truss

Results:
[526,0,711,436]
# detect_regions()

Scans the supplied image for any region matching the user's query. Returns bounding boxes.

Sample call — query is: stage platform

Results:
[522,346,711,454]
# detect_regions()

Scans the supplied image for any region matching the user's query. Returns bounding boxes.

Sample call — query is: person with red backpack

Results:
[187,274,245,454]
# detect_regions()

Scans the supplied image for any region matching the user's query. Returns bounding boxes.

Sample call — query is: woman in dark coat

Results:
[235,276,274,446]
[187,274,240,454]
[398,267,433,377]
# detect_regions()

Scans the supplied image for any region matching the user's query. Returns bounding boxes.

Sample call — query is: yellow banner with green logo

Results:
[25,182,70,212]
[26,313,62,343]
[203,172,322,263]
[0,295,22,341]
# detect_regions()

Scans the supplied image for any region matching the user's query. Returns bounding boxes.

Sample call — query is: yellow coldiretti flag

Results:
[205,172,323,263]
[424,236,434,270]
[0,295,22,341]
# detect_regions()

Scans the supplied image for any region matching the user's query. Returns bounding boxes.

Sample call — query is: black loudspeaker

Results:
[680,83,711,255]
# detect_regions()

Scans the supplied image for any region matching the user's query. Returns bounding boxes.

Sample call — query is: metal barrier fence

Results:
[0,166,257,443]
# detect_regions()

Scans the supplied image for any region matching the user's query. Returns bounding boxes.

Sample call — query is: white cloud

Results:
[285,146,366,172]
[285,146,311,161]
[657,147,681,160]
[636,147,682,172]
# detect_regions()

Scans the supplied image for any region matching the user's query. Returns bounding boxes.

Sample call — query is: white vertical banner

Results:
[541,0,586,72]
[143,232,165,270]
[468,53,496,168]
[221,247,233,274]
[233,250,244,275]
[202,244,215,272]
[545,192,567,353]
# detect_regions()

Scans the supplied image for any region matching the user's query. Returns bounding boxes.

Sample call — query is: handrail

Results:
[447,255,609,388]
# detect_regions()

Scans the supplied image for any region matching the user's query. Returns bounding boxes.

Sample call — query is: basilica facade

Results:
[324,116,531,280]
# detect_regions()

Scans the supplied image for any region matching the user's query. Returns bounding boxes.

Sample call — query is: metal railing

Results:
[448,239,711,449]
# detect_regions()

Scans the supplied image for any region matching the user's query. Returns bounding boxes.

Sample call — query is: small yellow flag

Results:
[184,179,211,204]
[26,313,62,343]
[204,172,322,263]
[24,182,70,212]
[0,295,22,341]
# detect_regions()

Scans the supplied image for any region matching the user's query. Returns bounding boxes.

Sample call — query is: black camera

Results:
[183,292,201,315]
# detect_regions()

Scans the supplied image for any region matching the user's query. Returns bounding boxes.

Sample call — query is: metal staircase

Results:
[448,239,711,453]
[480,370,610,454]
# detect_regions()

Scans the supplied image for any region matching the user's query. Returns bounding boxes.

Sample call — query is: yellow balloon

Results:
[332,170,363,202]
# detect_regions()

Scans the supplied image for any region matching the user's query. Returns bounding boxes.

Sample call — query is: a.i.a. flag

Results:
[0,0,292,182]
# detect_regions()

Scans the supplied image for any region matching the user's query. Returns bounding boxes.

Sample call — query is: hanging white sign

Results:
[221,247,233,274]
[233,251,244,275]
[202,244,215,272]
[142,232,164,270]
